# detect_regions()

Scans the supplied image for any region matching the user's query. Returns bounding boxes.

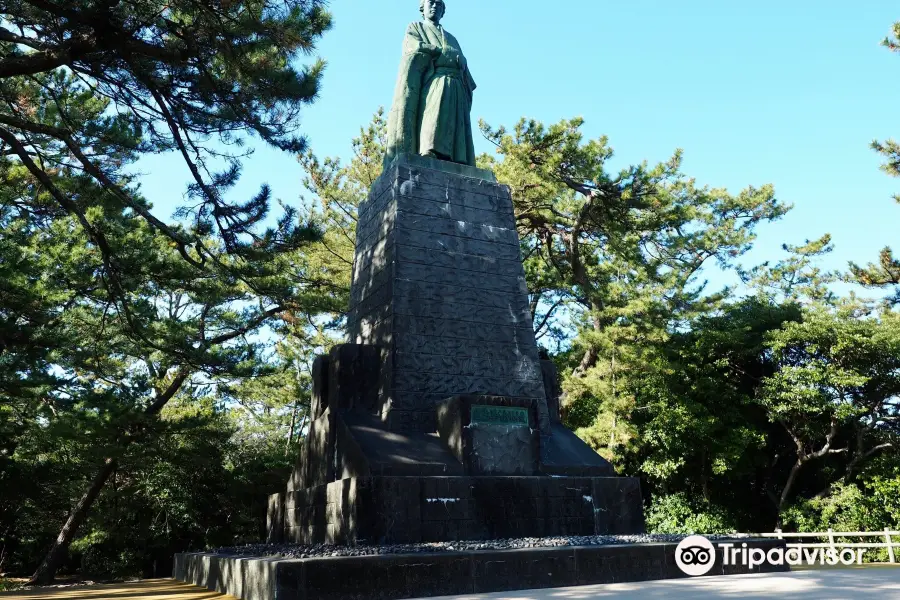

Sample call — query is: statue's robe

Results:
[385,21,477,167]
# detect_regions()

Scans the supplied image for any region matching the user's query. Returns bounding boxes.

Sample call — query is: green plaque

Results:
[470,405,529,426]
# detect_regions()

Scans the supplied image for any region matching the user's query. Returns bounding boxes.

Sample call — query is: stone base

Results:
[283,476,644,546]
[174,538,790,600]
[271,156,647,550]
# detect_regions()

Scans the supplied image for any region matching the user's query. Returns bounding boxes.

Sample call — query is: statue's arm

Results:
[396,24,435,96]
[460,52,476,101]
[402,23,440,58]
[385,23,434,163]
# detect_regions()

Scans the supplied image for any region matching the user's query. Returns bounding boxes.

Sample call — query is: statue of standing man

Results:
[384,0,477,167]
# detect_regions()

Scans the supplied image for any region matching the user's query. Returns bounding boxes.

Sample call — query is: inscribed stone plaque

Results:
[470,405,529,426]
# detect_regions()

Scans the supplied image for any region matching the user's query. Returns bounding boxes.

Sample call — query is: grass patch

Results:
[0,578,24,592]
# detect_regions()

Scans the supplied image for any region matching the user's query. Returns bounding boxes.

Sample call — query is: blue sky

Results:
[135,0,900,296]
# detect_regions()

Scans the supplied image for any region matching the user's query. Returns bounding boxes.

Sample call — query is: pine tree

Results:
[0,0,333,583]
[761,307,900,522]
[740,235,839,305]
[854,20,900,306]
[478,117,788,459]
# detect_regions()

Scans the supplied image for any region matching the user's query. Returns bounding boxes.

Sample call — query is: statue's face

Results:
[422,0,445,24]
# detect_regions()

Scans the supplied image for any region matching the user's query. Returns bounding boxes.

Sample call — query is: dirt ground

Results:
[0,580,233,600]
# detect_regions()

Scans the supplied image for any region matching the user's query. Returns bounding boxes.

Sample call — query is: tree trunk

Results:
[609,414,617,449]
[776,459,803,529]
[29,458,118,585]
[572,308,604,378]
[30,369,191,584]
[701,450,710,502]
[286,401,299,456]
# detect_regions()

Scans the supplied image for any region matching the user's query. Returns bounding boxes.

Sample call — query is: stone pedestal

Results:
[348,153,550,435]
[277,154,645,545]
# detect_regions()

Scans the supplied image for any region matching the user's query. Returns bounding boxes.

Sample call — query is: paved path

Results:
[3,568,899,599]
[424,566,900,599]
[0,580,234,600]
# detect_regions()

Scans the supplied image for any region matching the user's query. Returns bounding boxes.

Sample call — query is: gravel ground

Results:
[213,533,752,559]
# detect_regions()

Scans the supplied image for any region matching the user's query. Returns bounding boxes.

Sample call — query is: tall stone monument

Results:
[270,0,645,546]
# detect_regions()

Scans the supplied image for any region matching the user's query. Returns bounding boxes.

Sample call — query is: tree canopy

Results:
[0,0,333,584]
[853,20,900,307]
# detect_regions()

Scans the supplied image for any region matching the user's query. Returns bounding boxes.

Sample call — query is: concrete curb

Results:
[174,538,789,600]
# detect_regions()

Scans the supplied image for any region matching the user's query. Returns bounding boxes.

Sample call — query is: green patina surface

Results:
[470,405,529,426]
[384,1,477,168]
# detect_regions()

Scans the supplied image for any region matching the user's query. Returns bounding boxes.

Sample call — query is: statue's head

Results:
[420,0,446,25]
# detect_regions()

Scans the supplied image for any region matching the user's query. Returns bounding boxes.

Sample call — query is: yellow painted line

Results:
[0,579,236,600]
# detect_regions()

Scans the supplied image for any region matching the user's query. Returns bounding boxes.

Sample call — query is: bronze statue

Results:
[384,0,477,167]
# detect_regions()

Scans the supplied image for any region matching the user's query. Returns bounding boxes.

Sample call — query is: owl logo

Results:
[675,535,716,576]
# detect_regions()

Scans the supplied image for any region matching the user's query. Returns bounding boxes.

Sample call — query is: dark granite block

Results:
[393,227,523,260]
[273,560,306,600]
[286,445,305,494]
[352,224,391,260]
[393,177,512,214]
[392,314,537,346]
[349,262,394,307]
[355,477,423,544]
[592,477,646,534]
[384,410,437,432]
[574,544,666,585]
[421,497,470,522]
[302,553,473,600]
[540,357,562,423]
[310,355,329,420]
[298,409,335,489]
[352,316,394,347]
[393,352,541,380]
[351,236,395,285]
[266,494,284,544]
[396,213,519,247]
[540,422,615,477]
[358,173,397,220]
[393,194,516,229]
[392,332,533,359]
[334,417,370,481]
[393,279,531,312]
[395,164,506,198]
[392,297,535,329]
[354,207,397,249]
[472,548,576,594]
[348,274,392,311]
[327,345,382,412]
[393,370,544,399]
[392,391,544,414]
[394,261,525,294]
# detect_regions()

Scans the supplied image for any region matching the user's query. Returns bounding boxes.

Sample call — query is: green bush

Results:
[783,478,900,563]
[0,578,23,592]
[645,493,737,534]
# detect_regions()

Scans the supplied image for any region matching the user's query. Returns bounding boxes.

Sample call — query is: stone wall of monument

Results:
[347,158,550,433]
[283,475,645,546]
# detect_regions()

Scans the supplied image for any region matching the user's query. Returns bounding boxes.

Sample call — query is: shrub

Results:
[645,493,737,534]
